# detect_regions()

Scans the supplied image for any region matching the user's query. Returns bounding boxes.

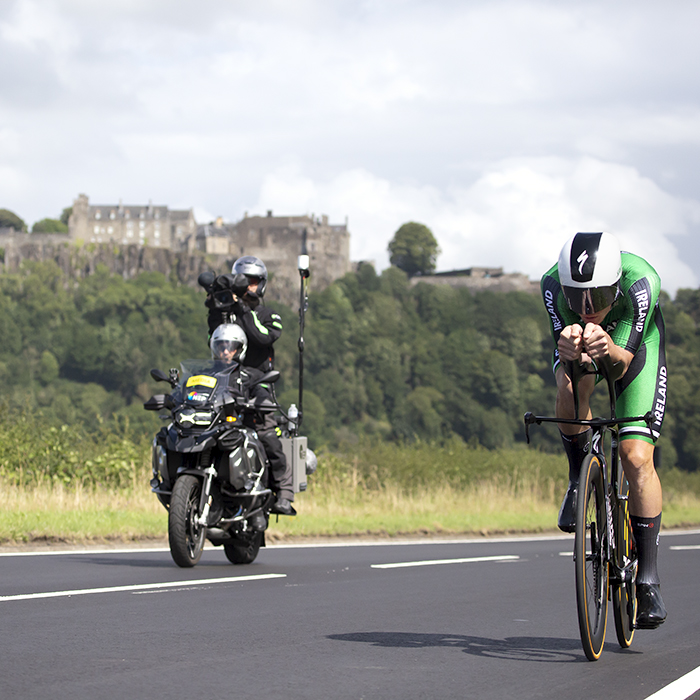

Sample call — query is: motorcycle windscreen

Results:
[185,374,217,406]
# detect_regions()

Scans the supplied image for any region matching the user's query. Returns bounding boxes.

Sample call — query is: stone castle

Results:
[1,193,537,303]
[66,194,351,298]
[0,195,352,306]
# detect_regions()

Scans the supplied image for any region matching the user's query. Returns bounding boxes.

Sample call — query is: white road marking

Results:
[669,545,700,550]
[643,664,700,700]
[0,573,286,602]
[0,547,171,557]
[371,555,519,569]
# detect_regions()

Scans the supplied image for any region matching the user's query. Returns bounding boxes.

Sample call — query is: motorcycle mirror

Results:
[257,370,280,385]
[198,270,216,290]
[150,368,170,383]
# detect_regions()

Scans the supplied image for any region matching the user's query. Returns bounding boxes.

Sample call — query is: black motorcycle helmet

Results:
[231,255,268,297]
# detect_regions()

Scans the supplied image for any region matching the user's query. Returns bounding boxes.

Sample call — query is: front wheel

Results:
[612,469,636,648]
[169,474,206,568]
[224,532,264,564]
[575,453,609,661]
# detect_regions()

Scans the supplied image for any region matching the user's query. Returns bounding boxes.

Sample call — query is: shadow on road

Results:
[327,631,587,663]
[72,555,234,569]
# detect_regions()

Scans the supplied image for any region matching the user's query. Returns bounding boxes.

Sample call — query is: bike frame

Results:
[524,355,655,655]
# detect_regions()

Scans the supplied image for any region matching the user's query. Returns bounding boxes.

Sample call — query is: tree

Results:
[32,218,69,233]
[388,222,440,277]
[0,209,26,232]
[60,207,73,226]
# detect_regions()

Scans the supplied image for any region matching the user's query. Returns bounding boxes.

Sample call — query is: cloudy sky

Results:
[1,0,699,294]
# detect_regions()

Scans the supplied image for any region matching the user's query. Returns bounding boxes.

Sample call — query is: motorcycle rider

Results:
[541,232,667,629]
[209,323,268,532]
[210,322,247,367]
[206,255,295,516]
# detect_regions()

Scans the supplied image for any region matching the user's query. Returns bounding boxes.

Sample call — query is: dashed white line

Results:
[0,573,286,602]
[669,545,700,551]
[371,555,519,569]
[643,664,700,700]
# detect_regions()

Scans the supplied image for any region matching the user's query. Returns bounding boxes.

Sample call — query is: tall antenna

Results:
[296,230,310,433]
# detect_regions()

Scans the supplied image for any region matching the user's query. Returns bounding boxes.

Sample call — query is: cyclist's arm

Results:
[582,323,634,375]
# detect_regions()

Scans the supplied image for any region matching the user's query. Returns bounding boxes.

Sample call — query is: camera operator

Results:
[203,256,295,516]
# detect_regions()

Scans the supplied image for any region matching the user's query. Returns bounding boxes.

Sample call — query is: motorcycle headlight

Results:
[176,407,216,428]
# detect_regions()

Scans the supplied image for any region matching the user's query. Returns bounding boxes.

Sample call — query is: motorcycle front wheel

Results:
[169,474,206,567]
[224,531,264,564]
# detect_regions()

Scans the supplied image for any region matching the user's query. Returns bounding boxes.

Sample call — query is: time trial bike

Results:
[524,355,655,661]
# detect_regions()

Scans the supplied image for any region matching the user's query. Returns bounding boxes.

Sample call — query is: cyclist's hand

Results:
[582,323,611,359]
[558,324,584,361]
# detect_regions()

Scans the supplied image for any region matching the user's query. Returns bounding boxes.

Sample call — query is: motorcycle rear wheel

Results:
[169,474,206,567]
[224,532,264,564]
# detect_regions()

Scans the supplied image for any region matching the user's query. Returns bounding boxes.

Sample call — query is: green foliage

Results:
[0,208,26,232]
[0,405,149,488]
[31,218,69,233]
[0,260,698,484]
[388,221,440,277]
[60,207,73,226]
[0,260,207,434]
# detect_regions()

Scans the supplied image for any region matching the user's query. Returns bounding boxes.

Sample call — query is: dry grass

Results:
[0,478,166,543]
[1,453,699,545]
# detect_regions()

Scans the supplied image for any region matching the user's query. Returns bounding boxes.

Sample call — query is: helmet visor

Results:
[562,284,619,316]
[212,339,243,358]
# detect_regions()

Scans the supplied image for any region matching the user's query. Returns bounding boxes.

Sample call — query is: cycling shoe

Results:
[557,482,578,533]
[636,583,667,629]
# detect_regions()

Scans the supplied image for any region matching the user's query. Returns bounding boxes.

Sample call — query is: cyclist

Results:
[206,256,295,516]
[541,232,667,629]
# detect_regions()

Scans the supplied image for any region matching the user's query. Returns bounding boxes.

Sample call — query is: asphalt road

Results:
[1,531,699,700]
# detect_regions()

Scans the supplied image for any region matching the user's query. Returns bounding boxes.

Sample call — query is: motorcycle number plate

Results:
[186,375,217,389]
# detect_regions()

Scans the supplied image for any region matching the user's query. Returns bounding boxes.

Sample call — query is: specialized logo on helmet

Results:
[569,232,603,283]
[577,250,589,276]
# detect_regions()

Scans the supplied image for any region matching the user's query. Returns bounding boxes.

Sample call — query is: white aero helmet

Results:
[210,323,247,363]
[558,232,622,316]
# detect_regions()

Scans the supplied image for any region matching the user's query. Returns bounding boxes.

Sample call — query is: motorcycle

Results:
[145,359,313,567]
[145,253,315,568]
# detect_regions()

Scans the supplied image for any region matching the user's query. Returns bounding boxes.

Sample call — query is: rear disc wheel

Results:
[612,471,636,647]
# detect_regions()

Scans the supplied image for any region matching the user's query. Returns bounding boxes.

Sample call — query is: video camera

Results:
[198,271,249,309]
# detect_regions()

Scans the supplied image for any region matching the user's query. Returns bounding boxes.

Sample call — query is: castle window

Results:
[110,211,116,220]
[94,225,100,234]
[95,211,101,220]
[139,221,145,229]
[125,211,130,219]
[107,226,113,234]
[127,230,133,238]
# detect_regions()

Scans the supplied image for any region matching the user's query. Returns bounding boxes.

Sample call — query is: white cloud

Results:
[252,157,699,295]
[1,0,700,289]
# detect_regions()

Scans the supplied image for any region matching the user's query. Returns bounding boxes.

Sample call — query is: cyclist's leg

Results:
[555,366,595,532]
[616,326,667,628]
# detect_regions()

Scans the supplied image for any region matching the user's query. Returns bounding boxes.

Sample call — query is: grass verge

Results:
[2,445,699,545]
